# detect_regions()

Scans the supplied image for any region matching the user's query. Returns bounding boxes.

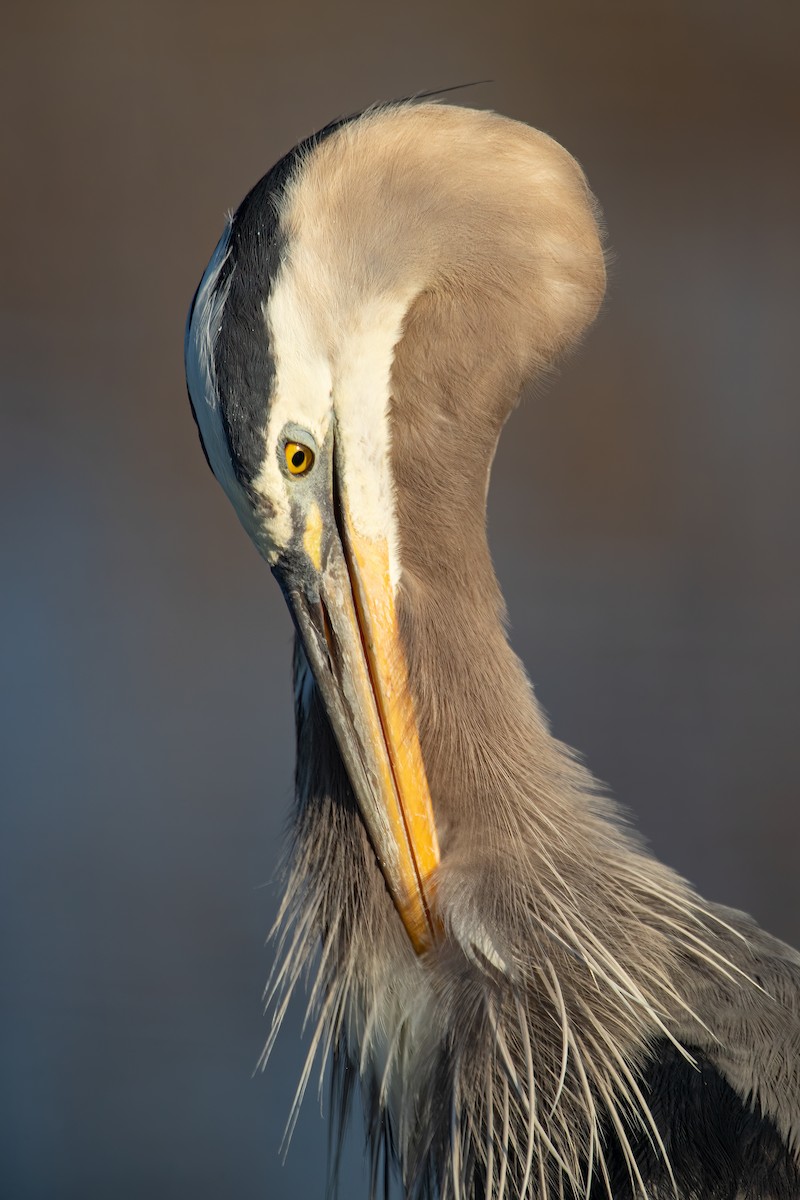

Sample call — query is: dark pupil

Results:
[291,449,305,469]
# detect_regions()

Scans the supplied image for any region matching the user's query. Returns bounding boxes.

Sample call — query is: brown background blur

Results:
[1,2,798,1197]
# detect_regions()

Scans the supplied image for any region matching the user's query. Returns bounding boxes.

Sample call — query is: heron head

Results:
[184,102,605,955]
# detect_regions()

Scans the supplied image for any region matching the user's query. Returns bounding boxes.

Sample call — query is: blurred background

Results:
[2,2,798,1196]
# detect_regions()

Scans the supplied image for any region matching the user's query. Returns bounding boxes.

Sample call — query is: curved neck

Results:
[389,296,569,851]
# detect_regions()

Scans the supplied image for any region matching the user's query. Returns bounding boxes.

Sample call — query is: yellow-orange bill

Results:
[287,492,441,954]
[340,524,441,953]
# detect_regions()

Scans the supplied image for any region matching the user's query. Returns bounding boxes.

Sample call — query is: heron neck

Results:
[389,331,572,846]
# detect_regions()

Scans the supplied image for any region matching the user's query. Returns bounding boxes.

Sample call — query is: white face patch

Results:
[186,217,416,583]
[250,252,335,554]
[332,293,418,592]
[252,238,418,591]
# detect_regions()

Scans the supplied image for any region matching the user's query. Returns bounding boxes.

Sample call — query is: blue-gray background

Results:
[2,3,798,1197]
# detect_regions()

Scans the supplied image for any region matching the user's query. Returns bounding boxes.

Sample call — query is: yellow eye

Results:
[285,441,315,476]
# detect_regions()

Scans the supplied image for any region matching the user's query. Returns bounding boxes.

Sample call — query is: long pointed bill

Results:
[281,501,440,955]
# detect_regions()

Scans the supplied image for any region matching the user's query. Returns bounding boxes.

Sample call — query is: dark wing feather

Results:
[626,904,800,1199]
[595,1039,800,1200]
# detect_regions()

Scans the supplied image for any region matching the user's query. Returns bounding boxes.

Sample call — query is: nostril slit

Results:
[319,597,338,670]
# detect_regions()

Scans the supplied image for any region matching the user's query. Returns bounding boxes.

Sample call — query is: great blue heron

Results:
[184,102,800,1199]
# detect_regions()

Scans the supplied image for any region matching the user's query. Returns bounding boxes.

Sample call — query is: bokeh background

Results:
[2,3,799,1197]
